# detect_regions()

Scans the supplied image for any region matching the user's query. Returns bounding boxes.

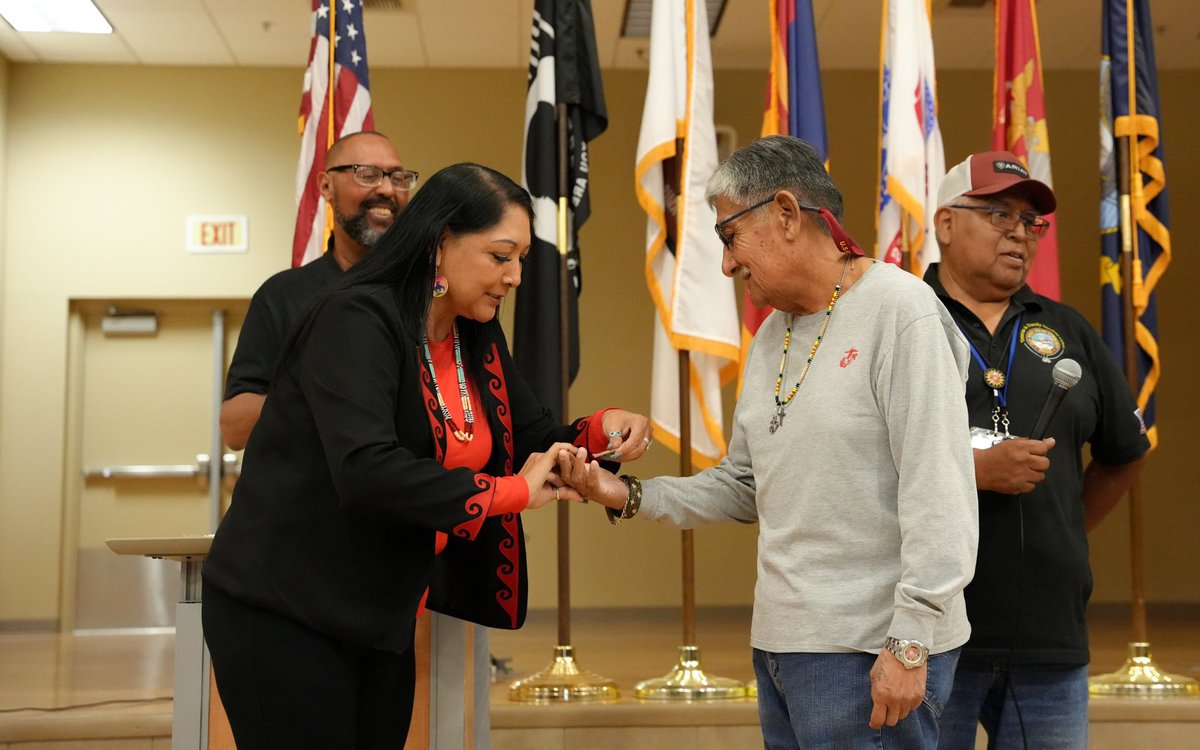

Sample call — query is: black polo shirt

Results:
[925,263,1149,664]
[225,249,343,400]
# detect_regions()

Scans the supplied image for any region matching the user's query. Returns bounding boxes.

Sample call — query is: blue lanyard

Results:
[961,315,1021,407]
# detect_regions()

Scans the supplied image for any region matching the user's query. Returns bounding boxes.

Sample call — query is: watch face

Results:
[903,645,922,663]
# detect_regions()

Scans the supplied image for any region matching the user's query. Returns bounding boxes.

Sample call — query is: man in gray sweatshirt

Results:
[561,135,978,748]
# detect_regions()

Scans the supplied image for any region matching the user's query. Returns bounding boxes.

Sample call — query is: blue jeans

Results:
[936,661,1088,750]
[753,648,960,749]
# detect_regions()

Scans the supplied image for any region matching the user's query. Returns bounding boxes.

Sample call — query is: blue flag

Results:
[1100,0,1170,448]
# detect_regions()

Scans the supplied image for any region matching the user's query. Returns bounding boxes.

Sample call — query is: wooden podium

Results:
[107,535,491,749]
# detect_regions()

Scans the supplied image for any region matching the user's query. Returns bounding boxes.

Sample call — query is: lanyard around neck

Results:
[960,315,1021,407]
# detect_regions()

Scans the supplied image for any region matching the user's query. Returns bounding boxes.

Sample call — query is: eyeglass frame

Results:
[714,193,833,248]
[326,164,420,191]
[946,203,1050,238]
[714,194,778,248]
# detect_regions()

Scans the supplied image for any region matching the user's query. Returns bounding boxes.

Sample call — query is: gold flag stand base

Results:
[746,678,757,698]
[507,645,620,703]
[634,645,747,700]
[1088,642,1200,697]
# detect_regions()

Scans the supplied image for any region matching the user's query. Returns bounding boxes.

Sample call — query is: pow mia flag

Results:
[515,0,607,419]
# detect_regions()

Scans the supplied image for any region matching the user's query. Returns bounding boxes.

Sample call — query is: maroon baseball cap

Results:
[937,150,1056,214]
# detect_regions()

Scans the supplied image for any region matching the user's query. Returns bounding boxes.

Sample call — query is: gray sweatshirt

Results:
[640,261,978,654]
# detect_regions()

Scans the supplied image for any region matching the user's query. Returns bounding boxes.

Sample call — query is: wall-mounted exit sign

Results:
[186,215,248,254]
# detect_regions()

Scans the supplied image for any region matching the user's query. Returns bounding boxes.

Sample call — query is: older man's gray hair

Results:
[705,135,844,234]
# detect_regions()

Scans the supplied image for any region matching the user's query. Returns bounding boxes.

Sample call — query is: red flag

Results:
[293,0,375,268]
[993,0,1059,299]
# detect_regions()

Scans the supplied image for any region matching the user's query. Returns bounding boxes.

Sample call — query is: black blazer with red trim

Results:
[203,284,595,653]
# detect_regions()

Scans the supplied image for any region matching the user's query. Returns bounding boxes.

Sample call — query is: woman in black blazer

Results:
[202,163,650,749]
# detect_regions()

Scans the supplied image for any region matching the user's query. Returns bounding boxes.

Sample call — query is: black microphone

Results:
[1029,358,1082,439]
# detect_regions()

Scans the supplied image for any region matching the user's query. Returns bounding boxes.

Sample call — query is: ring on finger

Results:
[643,437,652,448]
[553,488,560,502]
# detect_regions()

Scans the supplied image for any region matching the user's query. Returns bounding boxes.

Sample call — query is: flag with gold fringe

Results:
[635,0,739,467]
[994,0,1060,299]
[1100,0,1170,448]
[876,0,943,274]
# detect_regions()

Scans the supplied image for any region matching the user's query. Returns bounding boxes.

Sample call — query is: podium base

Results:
[634,646,747,700]
[1089,642,1200,697]
[507,645,620,703]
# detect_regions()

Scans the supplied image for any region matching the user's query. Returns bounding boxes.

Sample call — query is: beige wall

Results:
[0,63,1196,625]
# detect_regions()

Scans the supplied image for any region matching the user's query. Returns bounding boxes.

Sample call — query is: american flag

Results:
[293,0,375,268]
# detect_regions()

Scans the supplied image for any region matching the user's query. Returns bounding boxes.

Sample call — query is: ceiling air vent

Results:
[363,0,403,10]
[622,0,728,38]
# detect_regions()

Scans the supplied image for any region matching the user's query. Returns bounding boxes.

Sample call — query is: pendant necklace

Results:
[959,315,1021,436]
[421,323,475,442]
[770,255,852,434]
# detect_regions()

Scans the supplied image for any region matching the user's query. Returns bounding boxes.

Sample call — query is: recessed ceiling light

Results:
[0,0,112,34]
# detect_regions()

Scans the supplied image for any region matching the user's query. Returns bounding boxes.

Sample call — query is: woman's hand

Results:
[556,445,628,511]
[519,442,586,510]
[597,409,653,462]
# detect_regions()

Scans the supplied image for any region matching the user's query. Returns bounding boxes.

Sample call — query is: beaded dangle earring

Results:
[432,270,448,298]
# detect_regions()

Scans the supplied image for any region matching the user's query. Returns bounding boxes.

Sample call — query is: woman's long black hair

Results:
[278,162,534,394]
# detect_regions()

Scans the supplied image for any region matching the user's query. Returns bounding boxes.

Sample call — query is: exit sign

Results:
[186,215,248,254]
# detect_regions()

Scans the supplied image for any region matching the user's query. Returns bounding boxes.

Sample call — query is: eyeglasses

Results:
[327,164,420,191]
[948,204,1050,238]
[714,194,777,248]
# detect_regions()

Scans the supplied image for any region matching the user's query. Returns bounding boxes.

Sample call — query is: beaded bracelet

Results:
[606,475,642,525]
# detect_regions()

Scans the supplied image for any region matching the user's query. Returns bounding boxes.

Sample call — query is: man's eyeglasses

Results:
[714,194,777,248]
[948,204,1050,238]
[327,164,420,191]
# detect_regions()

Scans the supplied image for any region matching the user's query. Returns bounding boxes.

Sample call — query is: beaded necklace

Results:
[769,255,852,434]
[421,323,475,442]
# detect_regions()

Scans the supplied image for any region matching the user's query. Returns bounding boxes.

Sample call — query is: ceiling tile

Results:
[360,11,426,68]
[0,0,1194,72]
[611,37,648,70]
[110,10,233,65]
[417,13,518,68]
[16,32,137,65]
[97,0,207,11]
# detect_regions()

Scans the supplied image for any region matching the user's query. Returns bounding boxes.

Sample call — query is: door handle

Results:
[84,452,240,482]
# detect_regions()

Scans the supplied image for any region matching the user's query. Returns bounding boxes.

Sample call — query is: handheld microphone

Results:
[1029,358,1082,439]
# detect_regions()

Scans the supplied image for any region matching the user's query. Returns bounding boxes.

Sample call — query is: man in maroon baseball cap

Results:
[937,149,1056,215]
[927,153,1148,748]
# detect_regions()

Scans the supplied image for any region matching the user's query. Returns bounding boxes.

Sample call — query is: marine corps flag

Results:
[1101,0,1170,448]
[994,0,1060,300]
[876,0,944,274]
[636,0,739,467]
[516,0,607,418]
[744,0,828,391]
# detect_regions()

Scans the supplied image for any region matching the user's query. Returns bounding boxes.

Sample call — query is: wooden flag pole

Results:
[508,103,619,704]
[555,103,573,649]
[1114,136,1149,645]
[1087,104,1197,697]
[631,355,744,700]
[678,352,697,647]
